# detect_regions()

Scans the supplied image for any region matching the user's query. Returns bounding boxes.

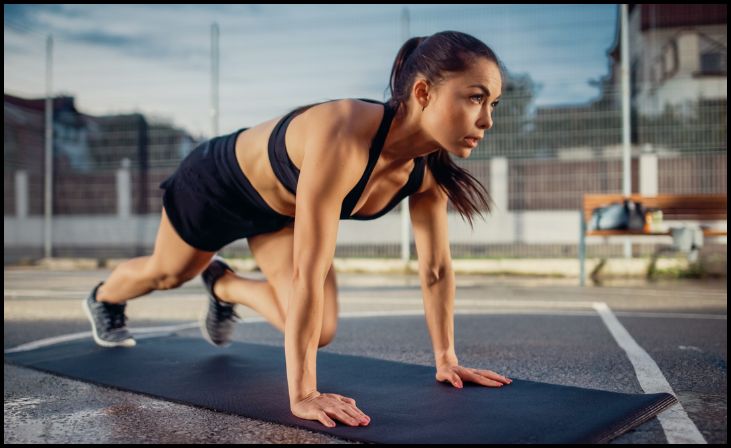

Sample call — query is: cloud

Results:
[64,29,146,50]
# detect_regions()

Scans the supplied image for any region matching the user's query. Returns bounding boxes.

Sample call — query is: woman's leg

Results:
[96,206,215,304]
[214,224,338,347]
[214,273,286,332]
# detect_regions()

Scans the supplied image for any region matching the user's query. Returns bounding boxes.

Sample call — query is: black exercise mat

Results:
[5,336,677,444]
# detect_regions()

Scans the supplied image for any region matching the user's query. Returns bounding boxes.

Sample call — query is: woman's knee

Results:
[144,250,213,291]
[151,272,188,290]
[318,279,338,347]
[147,264,201,290]
[318,325,337,348]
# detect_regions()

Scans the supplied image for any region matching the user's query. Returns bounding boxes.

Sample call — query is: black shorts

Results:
[159,128,294,252]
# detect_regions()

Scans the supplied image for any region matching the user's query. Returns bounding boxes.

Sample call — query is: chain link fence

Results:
[4,5,726,264]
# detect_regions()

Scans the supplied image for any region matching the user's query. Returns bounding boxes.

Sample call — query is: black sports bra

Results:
[267,98,426,220]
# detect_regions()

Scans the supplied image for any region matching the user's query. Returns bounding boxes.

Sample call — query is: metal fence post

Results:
[117,158,131,218]
[15,170,28,219]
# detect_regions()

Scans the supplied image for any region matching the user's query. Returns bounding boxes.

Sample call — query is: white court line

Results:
[3,322,202,354]
[592,302,707,444]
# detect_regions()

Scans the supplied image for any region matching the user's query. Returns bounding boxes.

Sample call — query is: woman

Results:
[82,30,512,429]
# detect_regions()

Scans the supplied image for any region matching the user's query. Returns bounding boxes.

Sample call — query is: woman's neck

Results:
[381,102,440,164]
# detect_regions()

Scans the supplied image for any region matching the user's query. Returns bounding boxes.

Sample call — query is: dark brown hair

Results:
[386,30,505,229]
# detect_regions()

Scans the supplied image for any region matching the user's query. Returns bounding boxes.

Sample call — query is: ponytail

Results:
[387,36,428,111]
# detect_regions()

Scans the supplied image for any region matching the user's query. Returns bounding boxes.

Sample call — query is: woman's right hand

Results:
[291,391,371,428]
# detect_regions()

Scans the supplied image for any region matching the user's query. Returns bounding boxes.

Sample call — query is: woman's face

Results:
[420,58,503,158]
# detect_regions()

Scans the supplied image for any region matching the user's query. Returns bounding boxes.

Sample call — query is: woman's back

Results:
[234,98,427,219]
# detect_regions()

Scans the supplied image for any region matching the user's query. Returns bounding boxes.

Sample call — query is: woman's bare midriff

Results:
[233,99,427,219]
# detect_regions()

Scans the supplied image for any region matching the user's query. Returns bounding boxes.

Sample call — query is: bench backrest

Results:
[582,194,727,223]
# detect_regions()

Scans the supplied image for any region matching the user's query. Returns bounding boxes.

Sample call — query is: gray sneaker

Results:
[200,256,241,347]
[82,281,136,348]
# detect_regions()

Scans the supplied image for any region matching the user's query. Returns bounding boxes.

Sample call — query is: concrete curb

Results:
[22,255,724,279]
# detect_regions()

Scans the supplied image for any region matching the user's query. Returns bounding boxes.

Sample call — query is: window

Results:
[700,51,726,74]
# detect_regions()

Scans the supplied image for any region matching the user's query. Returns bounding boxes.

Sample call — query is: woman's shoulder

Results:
[314,99,439,199]
[293,98,382,170]
[304,98,384,141]
[291,99,382,205]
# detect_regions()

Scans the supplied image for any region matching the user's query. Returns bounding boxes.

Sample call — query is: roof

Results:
[608,4,727,60]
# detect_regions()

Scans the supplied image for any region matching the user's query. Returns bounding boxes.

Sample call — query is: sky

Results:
[4,4,618,138]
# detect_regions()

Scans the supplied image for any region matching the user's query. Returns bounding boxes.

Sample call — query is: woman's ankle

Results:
[95,282,127,304]
[212,271,234,304]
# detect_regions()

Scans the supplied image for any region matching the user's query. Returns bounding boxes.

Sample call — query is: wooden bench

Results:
[579,194,727,286]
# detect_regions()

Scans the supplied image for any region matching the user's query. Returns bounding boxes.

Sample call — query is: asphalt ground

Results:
[4,267,727,444]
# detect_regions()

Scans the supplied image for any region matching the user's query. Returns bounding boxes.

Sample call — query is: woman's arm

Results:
[409,185,459,368]
[410,185,512,389]
[421,263,459,368]
[285,168,341,403]
[286,102,372,427]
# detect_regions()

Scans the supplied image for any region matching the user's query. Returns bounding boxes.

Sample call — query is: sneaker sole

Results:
[82,298,136,348]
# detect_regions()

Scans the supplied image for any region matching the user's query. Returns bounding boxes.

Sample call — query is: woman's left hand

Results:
[435,364,512,389]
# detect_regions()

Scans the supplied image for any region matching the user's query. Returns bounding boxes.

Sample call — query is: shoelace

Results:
[101,302,127,329]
